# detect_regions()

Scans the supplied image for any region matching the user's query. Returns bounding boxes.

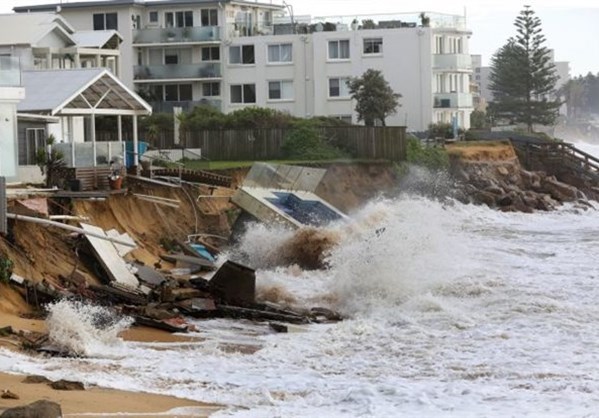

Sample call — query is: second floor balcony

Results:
[0,56,21,87]
[134,26,220,45]
[434,92,473,109]
[150,99,221,113]
[433,54,472,71]
[134,63,221,82]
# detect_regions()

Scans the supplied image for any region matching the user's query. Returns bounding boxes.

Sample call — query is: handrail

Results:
[518,141,599,175]
[125,149,183,181]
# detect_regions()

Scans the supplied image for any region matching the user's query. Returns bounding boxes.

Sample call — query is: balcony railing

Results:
[150,99,221,113]
[133,26,220,44]
[434,93,473,108]
[134,63,221,81]
[0,56,21,87]
[433,54,472,71]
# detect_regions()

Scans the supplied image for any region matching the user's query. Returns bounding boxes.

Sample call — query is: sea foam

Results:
[46,300,133,357]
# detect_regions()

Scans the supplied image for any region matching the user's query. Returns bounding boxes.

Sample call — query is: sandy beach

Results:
[0,310,219,417]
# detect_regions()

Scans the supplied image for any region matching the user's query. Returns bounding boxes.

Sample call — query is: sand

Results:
[0,311,219,417]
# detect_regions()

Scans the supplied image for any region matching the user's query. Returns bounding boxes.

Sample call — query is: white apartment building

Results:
[15,1,474,131]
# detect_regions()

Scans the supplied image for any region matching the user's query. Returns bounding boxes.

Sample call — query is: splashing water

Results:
[46,300,133,357]
[4,195,599,417]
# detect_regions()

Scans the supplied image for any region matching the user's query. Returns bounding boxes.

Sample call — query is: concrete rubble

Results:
[2,164,346,355]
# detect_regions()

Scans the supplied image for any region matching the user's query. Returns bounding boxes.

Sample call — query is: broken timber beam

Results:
[7,214,136,247]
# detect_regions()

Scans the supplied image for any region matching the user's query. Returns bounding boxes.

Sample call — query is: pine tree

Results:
[347,69,401,126]
[489,6,560,132]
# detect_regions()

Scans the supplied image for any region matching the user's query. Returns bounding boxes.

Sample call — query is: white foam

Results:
[45,300,133,357]
[2,197,599,416]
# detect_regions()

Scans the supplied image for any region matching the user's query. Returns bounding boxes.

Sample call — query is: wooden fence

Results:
[96,126,407,162]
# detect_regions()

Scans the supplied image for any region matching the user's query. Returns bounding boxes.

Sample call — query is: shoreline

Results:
[0,311,220,416]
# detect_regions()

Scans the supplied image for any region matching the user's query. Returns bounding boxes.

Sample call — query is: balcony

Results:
[433,54,472,71]
[134,63,221,81]
[133,26,220,45]
[150,99,221,113]
[0,56,21,87]
[434,93,473,109]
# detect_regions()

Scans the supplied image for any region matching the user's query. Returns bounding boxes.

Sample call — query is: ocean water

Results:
[2,145,599,417]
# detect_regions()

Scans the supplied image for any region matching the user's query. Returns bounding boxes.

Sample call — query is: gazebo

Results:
[18,68,151,172]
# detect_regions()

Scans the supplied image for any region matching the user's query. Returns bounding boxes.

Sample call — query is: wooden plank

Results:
[81,223,139,289]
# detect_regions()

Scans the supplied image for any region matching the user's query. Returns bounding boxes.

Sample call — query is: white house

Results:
[0,56,26,183]
[16,68,151,183]
[15,1,474,131]
[0,13,123,75]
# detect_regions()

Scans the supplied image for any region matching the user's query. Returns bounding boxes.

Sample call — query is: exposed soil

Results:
[0,163,400,317]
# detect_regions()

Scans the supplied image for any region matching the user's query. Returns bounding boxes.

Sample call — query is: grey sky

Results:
[1,0,597,76]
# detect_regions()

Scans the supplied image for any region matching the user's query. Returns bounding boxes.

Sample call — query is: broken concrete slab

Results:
[13,198,49,218]
[135,265,167,287]
[231,163,348,230]
[160,253,215,270]
[80,223,139,289]
[209,260,255,305]
[105,229,136,257]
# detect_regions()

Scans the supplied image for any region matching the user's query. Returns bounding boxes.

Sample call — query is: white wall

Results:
[58,5,139,87]
[224,34,311,117]
[0,87,25,181]
[312,27,433,130]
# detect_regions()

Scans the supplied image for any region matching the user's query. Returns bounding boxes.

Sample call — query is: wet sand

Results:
[0,311,219,417]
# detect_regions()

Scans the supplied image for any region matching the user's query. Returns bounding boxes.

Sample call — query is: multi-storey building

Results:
[15,1,474,131]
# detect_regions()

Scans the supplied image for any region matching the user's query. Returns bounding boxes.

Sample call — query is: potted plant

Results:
[351,18,359,30]
[419,12,430,27]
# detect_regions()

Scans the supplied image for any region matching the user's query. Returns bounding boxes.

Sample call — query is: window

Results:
[230,84,256,103]
[268,80,293,100]
[201,46,220,61]
[229,45,255,64]
[164,51,178,65]
[328,77,350,97]
[149,11,158,23]
[165,11,193,28]
[202,82,220,97]
[163,84,192,101]
[19,128,46,166]
[363,38,383,54]
[93,13,118,30]
[328,40,350,59]
[201,9,218,26]
[268,43,292,63]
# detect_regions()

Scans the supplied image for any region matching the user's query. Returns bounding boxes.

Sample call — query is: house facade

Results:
[15,1,474,131]
[0,56,25,182]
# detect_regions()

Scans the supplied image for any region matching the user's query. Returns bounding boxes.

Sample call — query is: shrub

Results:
[0,256,13,283]
[406,135,449,170]
[282,121,349,160]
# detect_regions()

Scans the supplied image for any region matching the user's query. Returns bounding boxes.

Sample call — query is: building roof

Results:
[0,13,75,46]
[72,30,122,48]
[18,68,151,116]
[14,0,284,12]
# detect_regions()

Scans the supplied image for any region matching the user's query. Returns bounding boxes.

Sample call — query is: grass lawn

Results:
[181,158,383,171]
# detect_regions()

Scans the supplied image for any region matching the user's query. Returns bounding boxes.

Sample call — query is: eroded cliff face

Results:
[447,141,589,212]
[0,163,400,315]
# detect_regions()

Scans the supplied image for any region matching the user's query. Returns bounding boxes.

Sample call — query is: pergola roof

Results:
[72,30,122,49]
[18,68,151,116]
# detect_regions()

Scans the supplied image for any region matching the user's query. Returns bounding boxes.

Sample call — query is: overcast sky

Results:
[1,0,597,76]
